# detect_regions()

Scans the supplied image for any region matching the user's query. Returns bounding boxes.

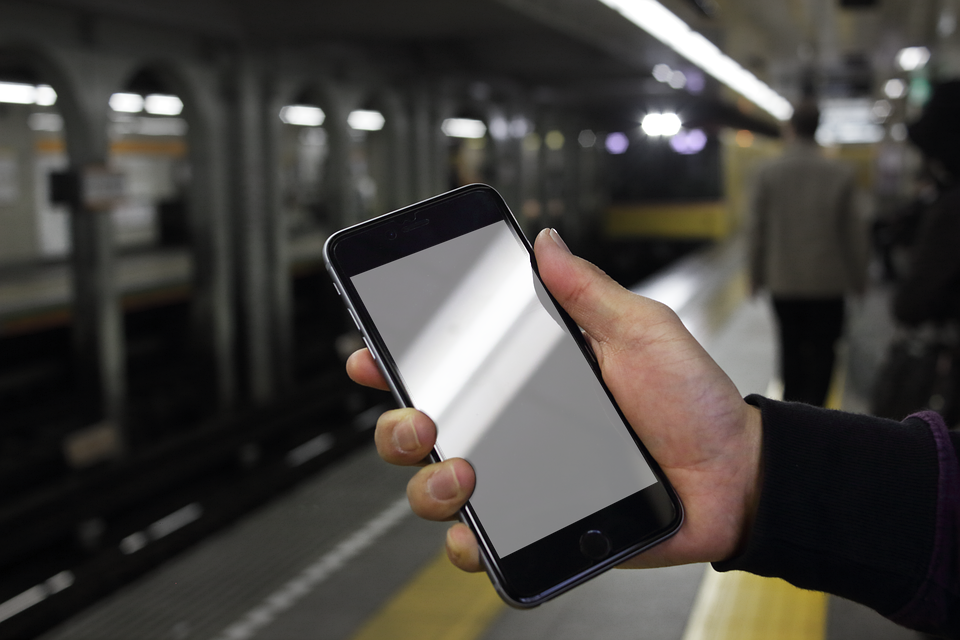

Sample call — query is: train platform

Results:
[37,238,919,640]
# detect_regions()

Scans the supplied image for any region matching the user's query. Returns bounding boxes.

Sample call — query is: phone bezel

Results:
[323,184,684,609]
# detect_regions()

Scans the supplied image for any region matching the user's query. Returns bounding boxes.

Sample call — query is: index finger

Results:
[346,348,390,391]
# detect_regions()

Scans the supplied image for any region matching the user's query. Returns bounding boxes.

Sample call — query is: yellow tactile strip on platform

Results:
[349,550,504,640]
[682,567,828,640]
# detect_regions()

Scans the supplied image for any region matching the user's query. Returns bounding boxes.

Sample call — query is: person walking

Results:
[748,102,867,406]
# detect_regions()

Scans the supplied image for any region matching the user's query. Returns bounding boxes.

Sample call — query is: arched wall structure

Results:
[0,40,128,430]
[0,2,614,445]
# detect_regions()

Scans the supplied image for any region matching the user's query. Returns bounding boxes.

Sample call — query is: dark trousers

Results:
[772,297,845,407]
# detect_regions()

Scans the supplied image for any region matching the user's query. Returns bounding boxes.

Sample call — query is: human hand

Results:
[347,228,763,572]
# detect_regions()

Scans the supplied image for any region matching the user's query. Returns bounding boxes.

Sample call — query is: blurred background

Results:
[0,0,955,638]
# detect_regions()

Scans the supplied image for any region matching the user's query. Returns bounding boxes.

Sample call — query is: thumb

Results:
[533,229,660,345]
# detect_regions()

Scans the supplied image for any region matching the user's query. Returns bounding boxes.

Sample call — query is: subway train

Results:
[0,0,951,638]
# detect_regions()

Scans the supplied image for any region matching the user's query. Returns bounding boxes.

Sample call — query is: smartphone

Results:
[324,184,682,607]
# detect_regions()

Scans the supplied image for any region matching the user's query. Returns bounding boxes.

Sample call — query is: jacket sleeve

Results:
[713,396,959,637]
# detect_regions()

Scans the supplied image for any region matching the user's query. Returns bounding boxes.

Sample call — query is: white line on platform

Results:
[209,495,410,640]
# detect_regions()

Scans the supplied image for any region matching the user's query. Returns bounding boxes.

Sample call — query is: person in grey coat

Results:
[748,102,867,406]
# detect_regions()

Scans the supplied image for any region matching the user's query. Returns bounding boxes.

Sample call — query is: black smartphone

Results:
[323,184,682,607]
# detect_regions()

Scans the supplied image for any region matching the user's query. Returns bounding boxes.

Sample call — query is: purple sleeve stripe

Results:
[888,411,959,633]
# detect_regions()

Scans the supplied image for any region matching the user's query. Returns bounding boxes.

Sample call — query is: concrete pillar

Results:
[263,73,294,393]
[231,52,275,405]
[411,85,436,201]
[53,52,128,433]
[182,65,237,410]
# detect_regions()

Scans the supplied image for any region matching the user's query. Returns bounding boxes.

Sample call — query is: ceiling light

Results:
[280,105,325,127]
[144,94,183,116]
[668,71,687,89]
[578,129,597,148]
[0,82,40,105]
[884,79,907,99]
[642,112,682,137]
[605,132,629,154]
[348,109,385,131]
[872,100,892,120]
[896,47,930,72]
[598,0,793,120]
[35,85,57,106]
[545,130,565,150]
[109,93,144,113]
[652,63,673,83]
[670,128,707,154]
[442,118,487,139]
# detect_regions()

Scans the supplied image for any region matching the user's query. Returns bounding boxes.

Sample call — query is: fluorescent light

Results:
[884,78,907,99]
[598,0,793,120]
[144,94,183,116]
[280,105,325,126]
[0,82,39,104]
[441,117,487,139]
[35,85,57,106]
[109,92,144,113]
[642,112,682,136]
[348,109,385,131]
[0,82,58,106]
[896,46,930,71]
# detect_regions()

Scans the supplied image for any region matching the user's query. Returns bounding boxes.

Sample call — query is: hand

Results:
[347,228,763,572]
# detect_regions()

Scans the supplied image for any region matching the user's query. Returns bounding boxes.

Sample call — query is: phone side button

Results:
[579,530,611,561]
[333,282,343,297]
[347,308,362,332]
[362,337,376,360]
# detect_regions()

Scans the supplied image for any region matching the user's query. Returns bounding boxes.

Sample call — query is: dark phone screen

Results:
[348,217,657,558]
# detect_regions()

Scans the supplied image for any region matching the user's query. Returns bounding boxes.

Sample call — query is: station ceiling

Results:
[28,0,947,127]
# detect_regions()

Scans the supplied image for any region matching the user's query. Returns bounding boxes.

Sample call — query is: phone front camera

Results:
[387,230,398,240]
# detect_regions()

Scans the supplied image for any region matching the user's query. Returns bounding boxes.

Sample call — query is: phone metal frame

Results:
[323,184,683,607]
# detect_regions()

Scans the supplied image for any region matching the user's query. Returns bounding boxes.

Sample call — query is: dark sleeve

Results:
[713,396,960,637]
[892,189,960,325]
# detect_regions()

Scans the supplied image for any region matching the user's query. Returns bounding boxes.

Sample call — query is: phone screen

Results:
[350,219,657,558]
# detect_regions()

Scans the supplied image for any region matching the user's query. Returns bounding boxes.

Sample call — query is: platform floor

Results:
[40,242,921,640]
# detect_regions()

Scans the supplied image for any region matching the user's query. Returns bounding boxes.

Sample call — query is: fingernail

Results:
[549,228,570,253]
[427,465,461,501]
[393,416,422,453]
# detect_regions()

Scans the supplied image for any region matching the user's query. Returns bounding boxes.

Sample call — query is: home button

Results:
[579,530,611,560]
